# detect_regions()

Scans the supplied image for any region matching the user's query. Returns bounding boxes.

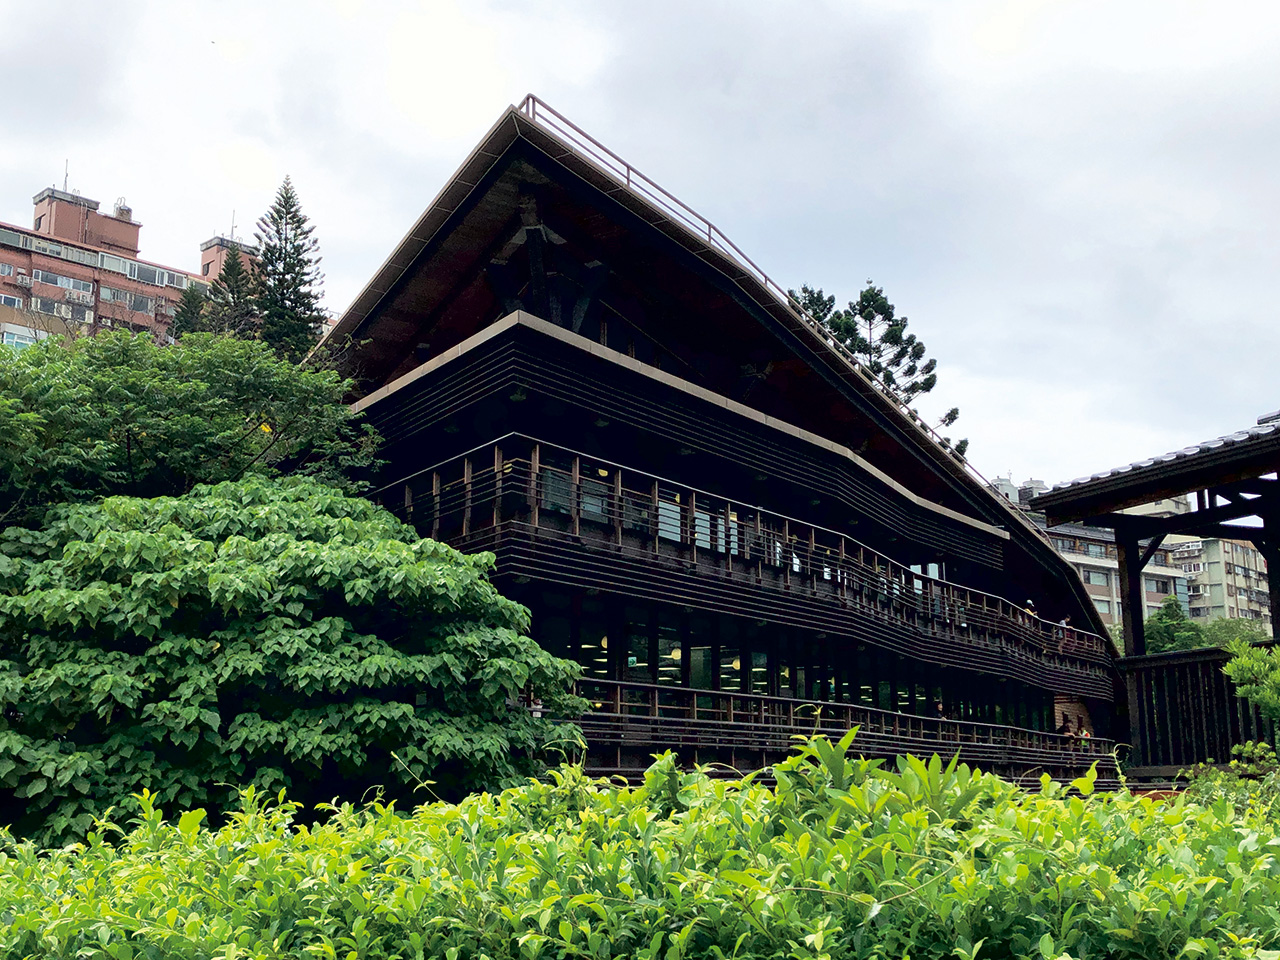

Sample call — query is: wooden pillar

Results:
[493,445,503,528]
[529,444,540,527]
[1116,534,1146,656]
[1258,535,1280,636]
[613,470,624,547]
[431,471,441,540]
[462,458,472,537]
[571,456,581,537]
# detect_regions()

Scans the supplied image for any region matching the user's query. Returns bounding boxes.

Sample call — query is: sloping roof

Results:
[327,96,1049,534]
[1035,414,1280,522]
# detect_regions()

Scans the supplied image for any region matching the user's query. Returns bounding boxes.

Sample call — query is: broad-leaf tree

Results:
[0,476,584,842]
[791,282,967,456]
[0,331,378,529]
[254,177,326,361]
[1143,595,1205,654]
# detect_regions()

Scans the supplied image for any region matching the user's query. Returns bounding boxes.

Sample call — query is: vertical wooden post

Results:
[809,527,817,594]
[1116,534,1146,656]
[403,483,413,519]
[571,456,581,537]
[689,491,698,564]
[431,471,440,540]
[613,470,623,547]
[839,537,847,602]
[651,480,660,554]
[462,458,472,537]
[725,503,734,576]
[529,444,540,528]
[755,513,764,583]
[493,446,503,528]
[782,520,791,589]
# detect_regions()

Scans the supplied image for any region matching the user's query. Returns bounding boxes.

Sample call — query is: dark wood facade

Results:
[335,98,1121,779]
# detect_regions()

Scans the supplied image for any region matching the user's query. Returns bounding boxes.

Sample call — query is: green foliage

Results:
[1145,595,1205,654]
[168,284,208,339]
[791,282,967,457]
[254,177,325,361]
[1204,616,1270,649]
[6,735,1280,958]
[199,245,259,338]
[0,330,378,528]
[0,476,584,843]
[1224,638,1280,722]
[1182,741,1280,813]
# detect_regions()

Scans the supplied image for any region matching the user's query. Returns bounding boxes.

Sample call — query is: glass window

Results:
[0,263,12,276]
[1145,578,1170,594]
[0,293,20,308]
[100,254,128,274]
[1083,569,1110,587]
[1085,543,1107,558]
[1,330,36,349]
[1092,598,1111,614]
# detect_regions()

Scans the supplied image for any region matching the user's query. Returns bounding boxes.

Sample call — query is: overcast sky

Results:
[4,0,1277,489]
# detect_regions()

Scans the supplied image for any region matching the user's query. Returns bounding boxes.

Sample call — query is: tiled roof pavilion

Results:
[1034,410,1280,657]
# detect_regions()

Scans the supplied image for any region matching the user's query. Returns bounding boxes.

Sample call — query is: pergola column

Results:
[1115,534,1147,657]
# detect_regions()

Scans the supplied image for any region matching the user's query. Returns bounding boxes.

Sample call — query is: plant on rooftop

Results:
[0,476,584,844]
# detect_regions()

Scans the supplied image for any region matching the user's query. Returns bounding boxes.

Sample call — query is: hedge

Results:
[3,732,1280,959]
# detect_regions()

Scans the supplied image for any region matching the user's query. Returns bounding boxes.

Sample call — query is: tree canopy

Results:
[167,283,208,338]
[791,282,967,456]
[1144,595,1269,654]
[0,476,583,842]
[0,331,377,529]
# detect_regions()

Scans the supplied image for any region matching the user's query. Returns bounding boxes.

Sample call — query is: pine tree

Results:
[168,284,207,338]
[253,177,324,361]
[791,282,968,457]
[205,245,258,337]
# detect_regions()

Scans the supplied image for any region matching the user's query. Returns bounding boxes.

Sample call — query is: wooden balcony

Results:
[576,679,1118,784]
[378,436,1117,703]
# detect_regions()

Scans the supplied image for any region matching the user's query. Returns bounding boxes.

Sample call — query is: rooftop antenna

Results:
[63,160,68,193]
[229,209,236,243]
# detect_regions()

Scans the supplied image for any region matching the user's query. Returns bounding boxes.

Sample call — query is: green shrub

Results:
[0,331,377,530]
[4,732,1280,959]
[0,476,583,843]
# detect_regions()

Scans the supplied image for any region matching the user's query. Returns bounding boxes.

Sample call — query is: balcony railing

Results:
[376,437,1114,684]
[577,679,1116,779]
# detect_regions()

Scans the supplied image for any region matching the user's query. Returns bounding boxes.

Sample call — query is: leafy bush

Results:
[1225,640,1280,723]
[1182,741,1280,814]
[4,734,1280,959]
[0,477,583,843]
[0,331,377,529]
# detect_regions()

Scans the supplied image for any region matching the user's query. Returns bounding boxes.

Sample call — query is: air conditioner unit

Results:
[15,274,32,288]
[67,290,93,305]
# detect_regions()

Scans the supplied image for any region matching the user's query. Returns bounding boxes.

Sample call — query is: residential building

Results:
[0,188,210,345]
[1041,521,1188,628]
[992,475,1189,627]
[1169,535,1271,634]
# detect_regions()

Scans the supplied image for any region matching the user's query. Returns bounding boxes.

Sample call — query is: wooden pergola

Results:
[1034,412,1280,657]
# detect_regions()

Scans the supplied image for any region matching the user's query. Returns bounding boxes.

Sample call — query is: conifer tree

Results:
[205,245,259,337]
[168,283,207,338]
[791,282,968,457]
[253,177,324,361]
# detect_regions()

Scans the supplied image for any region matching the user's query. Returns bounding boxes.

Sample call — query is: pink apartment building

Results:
[0,188,252,349]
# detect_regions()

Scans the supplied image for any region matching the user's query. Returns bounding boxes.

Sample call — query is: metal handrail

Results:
[515,94,995,488]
